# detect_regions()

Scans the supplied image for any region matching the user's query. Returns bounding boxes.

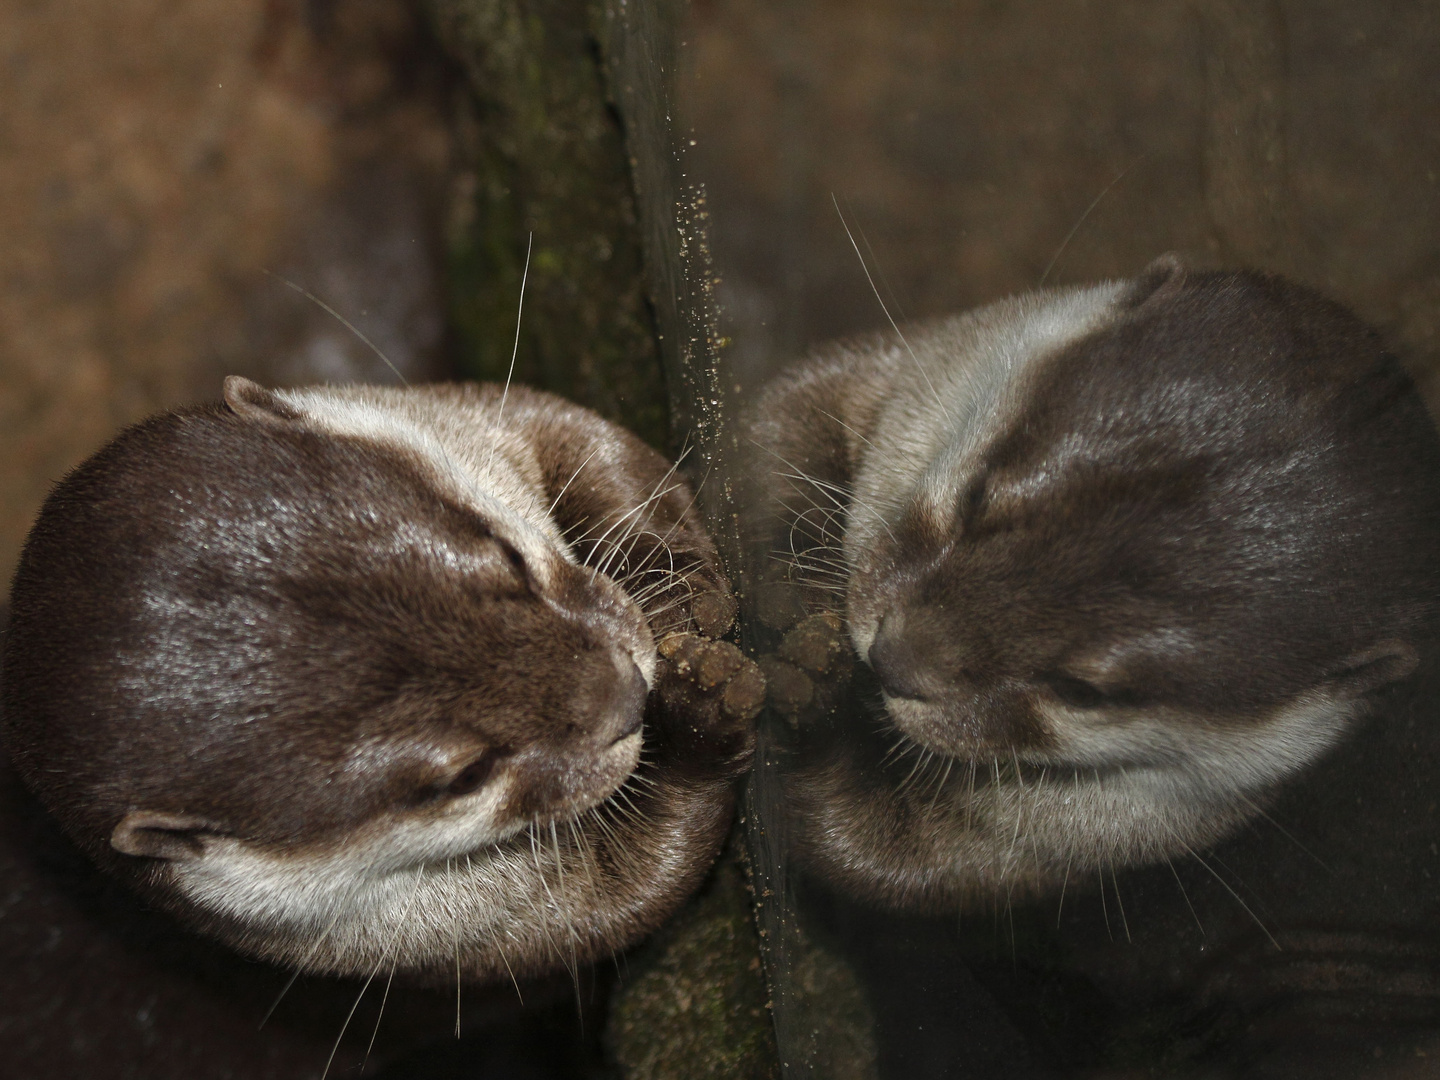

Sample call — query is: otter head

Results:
[845,260,1440,843]
[1,378,654,973]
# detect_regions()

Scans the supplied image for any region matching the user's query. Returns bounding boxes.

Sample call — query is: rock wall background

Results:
[4,0,1437,586]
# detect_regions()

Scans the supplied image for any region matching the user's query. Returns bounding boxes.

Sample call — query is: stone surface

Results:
[607,836,779,1080]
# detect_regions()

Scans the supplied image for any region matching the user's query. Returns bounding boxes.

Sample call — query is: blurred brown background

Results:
[1,0,455,586]
[683,0,1440,418]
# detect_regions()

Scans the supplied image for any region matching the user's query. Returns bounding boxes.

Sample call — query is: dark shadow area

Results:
[757,651,1440,1078]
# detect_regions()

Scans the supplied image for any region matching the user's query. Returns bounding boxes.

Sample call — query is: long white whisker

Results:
[1007,749,1026,867]
[1232,791,1332,872]
[1166,857,1205,937]
[360,960,399,1072]
[452,859,462,1038]
[588,481,686,577]
[551,820,582,1001]
[1179,841,1279,950]
[492,231,533,441]
[927,756,955,813]
[1110,862,1131,943]
[259,971,302,1032]
[817,408,876,448]
[480,227,536,477]
[260,904,350,1029]
[263,270,409,386]
[1097,866,1112,941]
[469,851,524,1003]
[1055,859,1071,928]
[549,446,603,516]
[831,192,942,413]
[1038,153,1147,287]
[321,868,426,1080]
[526,824,570,971]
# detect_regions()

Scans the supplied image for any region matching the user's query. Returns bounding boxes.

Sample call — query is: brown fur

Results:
[745,259,1440,911]
[2,380,759,980]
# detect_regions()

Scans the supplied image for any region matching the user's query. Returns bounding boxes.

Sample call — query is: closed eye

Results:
[957,474,988,529]
[443,753,498,798]
[496,539,531,584]
[1044,673,1110,710]
[473,537,532,594]
[453,510,532,590]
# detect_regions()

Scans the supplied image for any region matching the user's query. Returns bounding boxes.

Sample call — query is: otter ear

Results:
[111,810,214,862]
[1125,253,1187,311]
[1325,639,1420,702]
[223,376,302,425]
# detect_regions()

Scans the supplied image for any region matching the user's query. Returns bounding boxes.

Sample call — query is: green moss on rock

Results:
[607,838,780,1080]
[425,0,669,448]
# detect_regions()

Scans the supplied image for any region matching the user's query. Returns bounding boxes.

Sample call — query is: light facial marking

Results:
[170,730,644,951]
[844,282,1128,660]
[275,387,570,582]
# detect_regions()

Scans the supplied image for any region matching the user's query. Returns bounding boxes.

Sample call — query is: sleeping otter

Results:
[1,377,763,982]
[745,256,1440,911]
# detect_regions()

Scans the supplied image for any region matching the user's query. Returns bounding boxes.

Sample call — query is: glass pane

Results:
[680,3,1440,1076]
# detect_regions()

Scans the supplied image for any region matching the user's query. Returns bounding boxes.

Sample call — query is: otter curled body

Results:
[746,257,1440,912]
[2,379,762,982]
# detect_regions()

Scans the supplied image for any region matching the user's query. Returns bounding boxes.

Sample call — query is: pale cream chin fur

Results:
[169,730,644,976]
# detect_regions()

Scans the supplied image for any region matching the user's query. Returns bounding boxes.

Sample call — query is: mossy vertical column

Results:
[426,0,668,448]
[589,0,725,462]
[426,0,778,1074]
[590,0,781,1076]
[593,3,884,1076]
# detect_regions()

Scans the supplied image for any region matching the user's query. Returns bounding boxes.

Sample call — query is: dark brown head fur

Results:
[0,381,752,978]
[751,260,1440,908]
[855,265,1440,760]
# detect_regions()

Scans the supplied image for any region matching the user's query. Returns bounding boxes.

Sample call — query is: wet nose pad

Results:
[607,654,648,744]
[868,616,932,701]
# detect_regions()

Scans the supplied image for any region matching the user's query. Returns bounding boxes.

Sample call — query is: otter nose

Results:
[868,617,932,701]
[607,655,648,744]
